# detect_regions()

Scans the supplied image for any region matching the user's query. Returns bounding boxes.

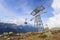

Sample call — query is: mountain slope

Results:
[0,22,39,34]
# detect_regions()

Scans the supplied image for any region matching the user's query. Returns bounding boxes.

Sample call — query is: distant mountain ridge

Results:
[0,22,39,34]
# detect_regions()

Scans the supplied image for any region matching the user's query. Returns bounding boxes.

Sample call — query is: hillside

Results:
[0,22,38,34]
[0,29,60,40]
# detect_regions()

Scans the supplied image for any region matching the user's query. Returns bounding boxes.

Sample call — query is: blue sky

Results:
[0,0,53,25]
[0,0,60,28]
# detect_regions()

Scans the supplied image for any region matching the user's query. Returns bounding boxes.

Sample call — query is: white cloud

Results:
[13,18,25,25]
[47,0,60,29]
[0,17,25,25]
[48,14,60,29]
[52,0,60,15]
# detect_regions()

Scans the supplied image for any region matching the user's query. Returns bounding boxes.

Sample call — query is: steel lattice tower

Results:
[31,5,45,32]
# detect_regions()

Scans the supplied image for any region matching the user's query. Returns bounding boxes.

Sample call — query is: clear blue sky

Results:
[0,0,54,25]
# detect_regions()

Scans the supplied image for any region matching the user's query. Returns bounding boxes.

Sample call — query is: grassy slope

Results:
[0,29,60,40]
